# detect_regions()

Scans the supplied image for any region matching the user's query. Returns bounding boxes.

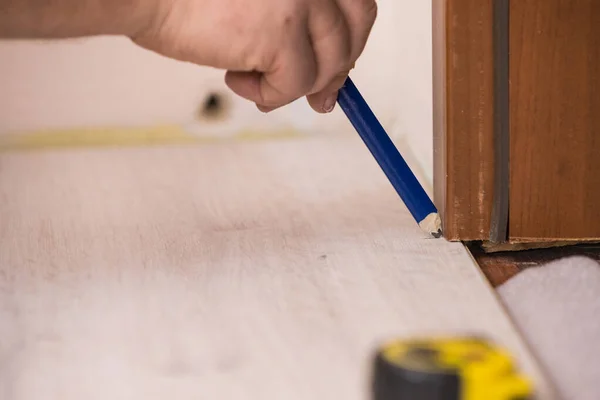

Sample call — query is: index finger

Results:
[336,0,378,61]
[305,0,377,113]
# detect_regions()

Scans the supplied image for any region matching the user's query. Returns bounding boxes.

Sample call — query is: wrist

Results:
[0,0,162,39]
[75,0,163,38]
[112,0,165,38]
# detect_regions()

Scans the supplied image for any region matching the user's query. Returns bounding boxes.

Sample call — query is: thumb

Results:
[224,70,264,104]
[224,36,317,109]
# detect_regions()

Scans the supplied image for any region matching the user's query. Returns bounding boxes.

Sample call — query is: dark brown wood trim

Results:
[433,0,496,241]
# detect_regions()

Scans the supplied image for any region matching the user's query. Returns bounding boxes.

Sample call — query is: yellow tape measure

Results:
[0,125,304,152]
[371,336,534,400]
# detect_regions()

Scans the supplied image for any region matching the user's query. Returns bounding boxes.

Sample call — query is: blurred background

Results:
[0,1,434,184]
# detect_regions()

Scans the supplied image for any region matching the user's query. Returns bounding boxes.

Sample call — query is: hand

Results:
[132,0,378,113]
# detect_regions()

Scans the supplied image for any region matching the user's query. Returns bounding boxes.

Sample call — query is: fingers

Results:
[307,0,378,114]
[226,0,377,114]
[306,71,348,113]
[225,14,318,110]
[305,0,352,94]
[336,0,378,62]
[299,0,351,113]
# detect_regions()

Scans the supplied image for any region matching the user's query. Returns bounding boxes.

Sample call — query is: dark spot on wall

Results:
[197,92,230,121]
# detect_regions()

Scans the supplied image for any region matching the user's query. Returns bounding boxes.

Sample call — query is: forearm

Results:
[0,0,155,38]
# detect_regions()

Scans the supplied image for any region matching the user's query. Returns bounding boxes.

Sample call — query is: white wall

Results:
[0,1,433,181]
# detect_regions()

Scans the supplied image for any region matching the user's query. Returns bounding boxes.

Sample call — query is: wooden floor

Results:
[0,135,553,399]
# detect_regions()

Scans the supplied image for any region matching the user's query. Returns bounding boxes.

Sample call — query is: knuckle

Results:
[350,0,378,27]
[359,0,378,17]
[369,2,378,22]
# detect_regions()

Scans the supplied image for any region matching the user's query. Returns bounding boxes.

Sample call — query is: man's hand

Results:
[1,0,377,113]
[133,0,377,113]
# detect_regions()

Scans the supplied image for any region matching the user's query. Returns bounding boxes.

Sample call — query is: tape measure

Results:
[371,336,534,400]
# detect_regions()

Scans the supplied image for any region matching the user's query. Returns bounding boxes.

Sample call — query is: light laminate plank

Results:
[0,135,552,399]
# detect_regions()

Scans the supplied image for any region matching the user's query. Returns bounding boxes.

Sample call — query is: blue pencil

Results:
[337,76,442,238]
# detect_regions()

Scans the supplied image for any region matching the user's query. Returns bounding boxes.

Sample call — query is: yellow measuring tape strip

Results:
[0,125,304,152]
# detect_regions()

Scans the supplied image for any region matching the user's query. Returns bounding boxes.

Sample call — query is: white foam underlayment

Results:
[498,256,600,400]
[0,135,555,400]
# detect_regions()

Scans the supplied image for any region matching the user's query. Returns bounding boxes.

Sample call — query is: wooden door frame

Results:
[432,0,509,242]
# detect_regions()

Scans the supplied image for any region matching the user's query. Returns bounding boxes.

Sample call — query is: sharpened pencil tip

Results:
[419,213,443,239]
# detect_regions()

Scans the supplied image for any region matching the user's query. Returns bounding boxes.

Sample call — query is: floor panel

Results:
[0,135,552,399]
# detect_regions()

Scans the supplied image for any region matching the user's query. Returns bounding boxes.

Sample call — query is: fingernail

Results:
[257,104,273,113]
[323,93,338,113]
